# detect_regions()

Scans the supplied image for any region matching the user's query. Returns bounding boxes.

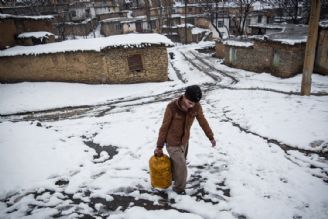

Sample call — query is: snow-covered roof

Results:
[192,27,210,35]
[320,20,328,28]
[177,23,194,28]
[223,40,254,48]
[101,16,157,24]
[252,1,274,11]
[101,17,140,23]
[248,24,284,30]
[0,33,174,57]
[174,2,238,8]
[249,24,308,45]
[0,13,54,20]
[65,18,93,25]
[17,32,54,39]
[270,37,307,45]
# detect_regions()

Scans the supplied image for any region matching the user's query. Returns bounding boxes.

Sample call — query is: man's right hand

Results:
[154,147,163,156]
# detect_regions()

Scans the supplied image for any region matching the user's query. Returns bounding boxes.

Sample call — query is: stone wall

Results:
[0,17,54,48]
[97,11,128,21]
[195,17,210,29]
[315,28,328,75]
[59,18,97,36]
[177,27,193,44]
[100,21,123,36]
[267,42,305,77]
[0,46,169,84]
[221,40,305,78]
[214,40,225,59]
[0,19,16,48]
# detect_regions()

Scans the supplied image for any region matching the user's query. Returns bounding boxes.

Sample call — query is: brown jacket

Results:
[157,96,214,148]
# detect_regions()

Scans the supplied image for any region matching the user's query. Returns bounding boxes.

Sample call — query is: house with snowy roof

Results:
[215,24,328,77]
[100,16,158,36]
[0,33,174,84]
[0,14,55,48]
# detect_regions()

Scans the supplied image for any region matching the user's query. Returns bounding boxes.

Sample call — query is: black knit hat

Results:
[185,85,202,103]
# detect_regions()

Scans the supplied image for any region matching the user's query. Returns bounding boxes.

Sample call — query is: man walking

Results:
[155,85,216,194]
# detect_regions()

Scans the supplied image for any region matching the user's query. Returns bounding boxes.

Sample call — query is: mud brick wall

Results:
[0,18,54,48]
[61,19,97,36]
[215,41,225,59]
[100,22,123,36]
[223,40,305,78]
[18,19,54,33]
[0,46,169,84]
[266,42,305,78]
[195,17,210,29]
[103,46,168,83]
[0,19,16,48]
[315,28,328,75]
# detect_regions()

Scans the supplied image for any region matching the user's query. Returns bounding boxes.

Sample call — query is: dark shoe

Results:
[173,189,186,195]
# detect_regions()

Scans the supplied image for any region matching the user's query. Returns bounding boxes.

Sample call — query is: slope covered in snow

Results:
[0,41,327,219]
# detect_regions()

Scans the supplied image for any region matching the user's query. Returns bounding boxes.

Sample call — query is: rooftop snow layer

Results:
[248,24,285,29]
[223,40,254,47]
[320,20,328,28]
[0,13,54,20]
[192,27,210,34]
[270,37,307,45]
[0,33,174,57]
[17,31,54,39]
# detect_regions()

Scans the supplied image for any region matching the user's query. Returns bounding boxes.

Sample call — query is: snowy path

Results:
[1,42,328,219]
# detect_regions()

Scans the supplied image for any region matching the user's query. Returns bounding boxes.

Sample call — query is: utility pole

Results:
[185,0,188,44]
[301,0,321,96]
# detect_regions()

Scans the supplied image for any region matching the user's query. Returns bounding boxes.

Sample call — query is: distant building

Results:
[100,16,159,36]
[0,14,55,49]
[0,33,174,84]
[215,24,328,77]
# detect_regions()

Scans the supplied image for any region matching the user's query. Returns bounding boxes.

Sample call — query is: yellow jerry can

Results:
[149,154,172,189]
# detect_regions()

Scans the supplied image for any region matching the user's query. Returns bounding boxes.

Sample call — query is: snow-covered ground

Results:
[0,41,328,219]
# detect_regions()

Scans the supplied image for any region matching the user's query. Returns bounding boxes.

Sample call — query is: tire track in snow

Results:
[179,51,222,82]
[169,61,188,83]
[188,50,239,84]
[220,108,328,183]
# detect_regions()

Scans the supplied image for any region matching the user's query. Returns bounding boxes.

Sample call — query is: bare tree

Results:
[232,0,258,36]
[267,0,303,24]
[144,0,152,32]
[265,0,328,24]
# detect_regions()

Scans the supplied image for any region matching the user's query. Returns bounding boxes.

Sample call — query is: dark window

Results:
[128,54,143,72]
[70,10,76,17]
[217,20,224,28]
[85,8,90,15]
[258,15,262,23]
[246,18,251,26]
[151,20,156,29]
[115,23,122,31]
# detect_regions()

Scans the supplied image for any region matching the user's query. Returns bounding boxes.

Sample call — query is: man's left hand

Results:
[210,139,216,147]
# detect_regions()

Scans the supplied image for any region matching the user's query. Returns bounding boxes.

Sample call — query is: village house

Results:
[100,16,159,36]
[0,14,55,49]
[215,24,328,77]
[0,33,174,84]
[58,18,98,39]
[16,31,55,46]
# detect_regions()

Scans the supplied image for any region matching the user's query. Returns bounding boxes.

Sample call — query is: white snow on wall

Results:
[0,33,174,57]
[0,13,54,20]
[17,31,54,39]
[223,40,254,47]
[270,37,307,45]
